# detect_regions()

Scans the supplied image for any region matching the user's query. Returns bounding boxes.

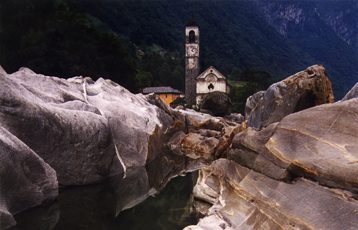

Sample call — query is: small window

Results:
[189,30,196,43]
[208,83,214,90]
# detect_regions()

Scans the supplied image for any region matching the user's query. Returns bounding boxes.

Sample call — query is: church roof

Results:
[142,86,182,94]
[196,66,226,80]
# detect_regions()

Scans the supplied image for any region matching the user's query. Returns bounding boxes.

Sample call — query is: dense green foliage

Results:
[0,0,184,92]
[2,0,358,110]
[229,70,274,113]
[1,0,136,90]
[75,0,313,79]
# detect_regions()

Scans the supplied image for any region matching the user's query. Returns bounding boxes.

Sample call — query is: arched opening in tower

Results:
[189,30,196,43]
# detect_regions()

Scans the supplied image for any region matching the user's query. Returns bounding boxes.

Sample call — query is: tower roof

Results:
[186,19,198,27]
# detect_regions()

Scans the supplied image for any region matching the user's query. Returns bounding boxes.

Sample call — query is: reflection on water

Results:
[10,153,203,230]
[113,174,198,230]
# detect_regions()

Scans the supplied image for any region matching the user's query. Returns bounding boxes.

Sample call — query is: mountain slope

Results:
[2,0,358,98]
[75,0,315,77]
[75,0,358,97]
[253,0,358,97]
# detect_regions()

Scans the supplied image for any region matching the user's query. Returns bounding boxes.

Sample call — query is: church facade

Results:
[196,66,229,106]
[185,22,228,107]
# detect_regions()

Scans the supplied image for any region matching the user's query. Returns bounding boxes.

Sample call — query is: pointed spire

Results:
[186,16,197,27]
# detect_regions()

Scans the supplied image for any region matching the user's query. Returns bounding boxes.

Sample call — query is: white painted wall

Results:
[185,27,199,38]
[196,80,227,94]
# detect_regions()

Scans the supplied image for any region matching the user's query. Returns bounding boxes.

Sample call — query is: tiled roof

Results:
[142,86,182,94]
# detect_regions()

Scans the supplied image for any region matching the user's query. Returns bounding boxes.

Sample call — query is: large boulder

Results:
[0,68,177,186]
[246,64,334,129]
[266,98,358,192]
[186,159,358,230]
[231,98,358,192]
[199,91,232,116]
[0,126,58,229]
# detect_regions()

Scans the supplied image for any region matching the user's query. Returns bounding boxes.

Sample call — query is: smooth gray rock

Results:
[0,73,121,186]
[0,126,58,229]
[0,68,175,186]
[342,82,358,101]
[246,65,334,129]
[0,65,7,76]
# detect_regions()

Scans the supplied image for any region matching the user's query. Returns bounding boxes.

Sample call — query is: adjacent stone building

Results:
[142,86,183,105]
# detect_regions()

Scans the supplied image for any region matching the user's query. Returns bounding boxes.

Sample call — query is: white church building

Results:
[184,21,229,107]
[196,66,229,106]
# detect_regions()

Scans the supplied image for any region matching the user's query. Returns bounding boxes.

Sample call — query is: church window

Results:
[189,30,196,43]
[208,83,214,90]
[206,73,217,82]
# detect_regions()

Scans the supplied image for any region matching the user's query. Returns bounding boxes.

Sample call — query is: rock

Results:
[246,64,334,129]
[168,114,244,160]
[0,68,175,186]
[244,90,265,119]
[1,67,222,227]
[0,72,122,186]
[233,98,358,191]
[0,126,58,229]
[186,159,358,230]
[227,122,291,180]
[0,65,7,76]
[266,98,358,192]
[342,82,358,101]
[199,91,232,116]
[223,113,245,123]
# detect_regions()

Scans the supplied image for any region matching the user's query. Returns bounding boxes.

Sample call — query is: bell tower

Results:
[185,21,200,107]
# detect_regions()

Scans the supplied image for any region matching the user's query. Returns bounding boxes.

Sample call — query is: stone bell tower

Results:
[185,21,200,107]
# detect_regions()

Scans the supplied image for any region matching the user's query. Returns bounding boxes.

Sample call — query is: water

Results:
[10,154,202,230]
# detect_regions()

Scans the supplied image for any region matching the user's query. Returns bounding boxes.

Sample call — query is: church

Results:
[185,21,229,107]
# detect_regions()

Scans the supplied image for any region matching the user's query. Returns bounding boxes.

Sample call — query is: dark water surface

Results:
[11,154,201,230]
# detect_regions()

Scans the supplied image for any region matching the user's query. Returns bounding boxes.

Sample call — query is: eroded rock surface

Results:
[226,122,291,181]
[232,98,358,192]
[266,98,358,192]
[187,79,358,229]
[0,67,238,228]
[0,127,58,229]
[186,159,358,230]
[0,68,176,186]
[246,64,334,129]
[168,109,244,161]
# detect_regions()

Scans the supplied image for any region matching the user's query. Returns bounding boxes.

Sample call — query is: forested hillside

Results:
[75,0,314,82]
[2,0,358,99]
